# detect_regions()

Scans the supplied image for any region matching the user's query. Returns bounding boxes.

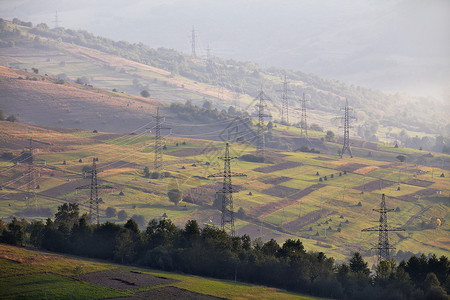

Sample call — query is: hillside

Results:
[0,244,315,299]
[0,18,449,146]
[0,121,448,266]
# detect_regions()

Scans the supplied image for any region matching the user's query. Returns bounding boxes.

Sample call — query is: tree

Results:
[396,155,406,163]
[202,100,212,110]
[6,115,16,122]
[143,166,150,178]
[118,210,128,221]
[168,188,183,206]
[105,207,117,218]
[0,109,4,121]
[131,215,146,229]
[140,90,150,98]
[325,130,335,142]
[55,203,79,228]
[349,252,370,276]
[267,121,273,131]
[2,217,24,246]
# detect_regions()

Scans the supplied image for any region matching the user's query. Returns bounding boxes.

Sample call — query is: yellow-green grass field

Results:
[0,123,449,264]
[0,244,320,300]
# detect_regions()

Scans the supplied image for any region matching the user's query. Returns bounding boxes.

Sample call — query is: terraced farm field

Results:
[0,121,449,265]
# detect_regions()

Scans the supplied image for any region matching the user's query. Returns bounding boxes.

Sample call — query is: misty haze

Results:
[0,1,449,299]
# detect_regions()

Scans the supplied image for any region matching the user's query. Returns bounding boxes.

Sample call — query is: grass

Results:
[0,244,319,300]
[0,121,449,263]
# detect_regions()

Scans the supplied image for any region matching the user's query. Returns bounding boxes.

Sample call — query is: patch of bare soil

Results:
[260,176,292,185]
[166,147,216,158]
[398,188,441,202]
[353,179,396,192]
[38,179,91,198]
[336,163,368,172]
[89,133,125,141]
[312,156,335,161]
[248,183,325,218]
[77,269,178,290]
[261,185,300,198]
[108,286,222,300]
[253,161,302,173]
[283,209,333,232]
[405,179,434,188]
[97,160,144,170]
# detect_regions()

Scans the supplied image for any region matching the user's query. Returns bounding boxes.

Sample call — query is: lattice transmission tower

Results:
[76,158,113,225]
[152,107,171,178]
[338,99,356,157]
[300,93,310,137]
[208,143,246,236]
[255,91,271,162]
[278,75,293,124]
[25,139,37,208]
[362,193,405,263]
[191,25,196,57]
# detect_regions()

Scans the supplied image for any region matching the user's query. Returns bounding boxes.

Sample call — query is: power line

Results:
[191,25,197,57]
[362,193,405,263]
[337,99,356,157]
[277,75,294,124]
[208,143,246,236]
[151,107,171,177]
[255,90,271,161]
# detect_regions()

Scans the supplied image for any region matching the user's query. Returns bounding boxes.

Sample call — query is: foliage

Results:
[140,90,150,98]
[168,189,183,206]
[325,130,335,142]
[6,115,16,122]
[117,210,128,221]
[1,211,447,299]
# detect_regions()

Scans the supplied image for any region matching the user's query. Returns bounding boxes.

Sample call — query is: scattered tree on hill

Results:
[118,210,128,221]
[168,188,183,206]
[105,207,117,218]
[325,130,335,142]
[396,155,406,163]
[143,166,150,178]
[140,90,150,98]
[6,115,16,122]
[0,109,4,120]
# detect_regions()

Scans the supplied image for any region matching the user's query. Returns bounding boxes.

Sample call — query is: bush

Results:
[131,214,146,229]
[150,172,160,179]
[105,207,117,218]
[1,152,15,160]
[6,115,16,122]
[118,210,128,221]
[140,90,150,98]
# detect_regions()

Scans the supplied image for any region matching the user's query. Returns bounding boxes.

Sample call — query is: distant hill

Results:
[0,18,449,143]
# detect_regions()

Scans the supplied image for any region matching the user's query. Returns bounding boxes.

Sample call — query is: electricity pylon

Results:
[255,91,271,162]
[362,194,405,263]
[338,99,356,157]
[300,93,310,137]
[208,143,246,236]
[76,158,113,225]
[25,139,36,208]
[152,107,171,178]
[277,75,293,124]
[191,25,196,57]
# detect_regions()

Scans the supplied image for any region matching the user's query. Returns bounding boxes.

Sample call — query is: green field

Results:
[1,122,449,266]
[0,244,318,299]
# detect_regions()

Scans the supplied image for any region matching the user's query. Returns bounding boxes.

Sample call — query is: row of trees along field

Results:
[0,18,448,139]
[1,203,448,299]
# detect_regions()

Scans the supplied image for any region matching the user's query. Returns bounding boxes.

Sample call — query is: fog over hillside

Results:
[1,0,449,100]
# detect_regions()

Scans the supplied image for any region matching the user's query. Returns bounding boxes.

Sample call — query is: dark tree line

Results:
[0,204,448,299]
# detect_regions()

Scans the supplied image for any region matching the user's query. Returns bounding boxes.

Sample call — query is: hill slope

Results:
[0,244,315,299]
[0,122,448,265]
[0,19,449,142]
